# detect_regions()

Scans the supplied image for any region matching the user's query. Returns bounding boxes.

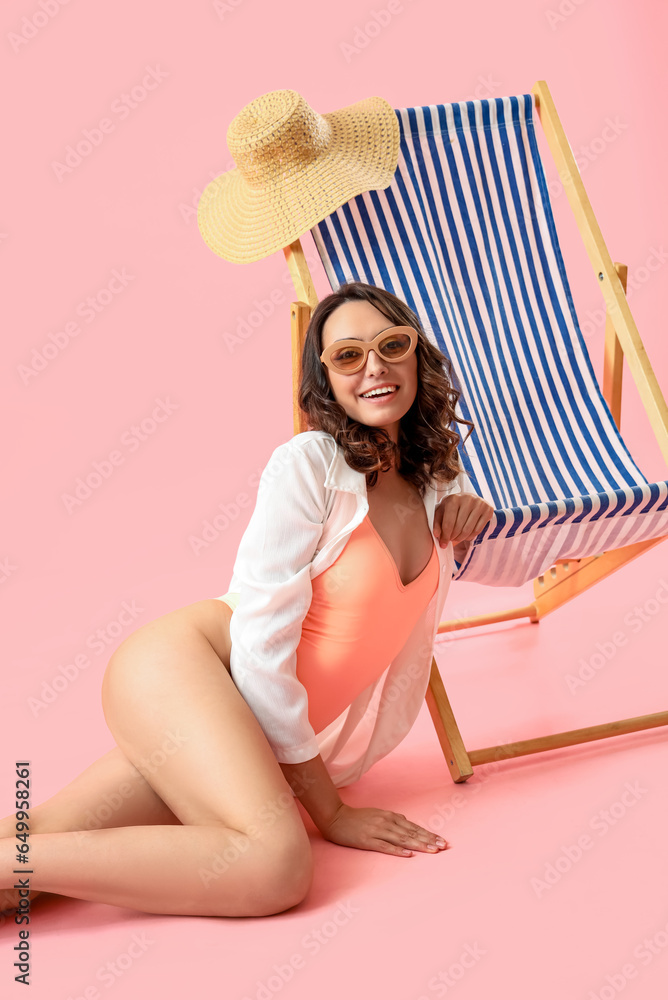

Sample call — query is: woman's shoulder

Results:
[280,429,336,449]
[268,430,337,464]
[260,431,337,488]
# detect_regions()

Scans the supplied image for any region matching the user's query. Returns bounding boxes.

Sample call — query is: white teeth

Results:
[361,385,398,398]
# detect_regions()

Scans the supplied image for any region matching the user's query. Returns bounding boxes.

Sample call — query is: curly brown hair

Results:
[298,281,475,497]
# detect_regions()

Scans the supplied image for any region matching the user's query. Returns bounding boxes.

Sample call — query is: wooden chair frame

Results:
[281,80,668,782]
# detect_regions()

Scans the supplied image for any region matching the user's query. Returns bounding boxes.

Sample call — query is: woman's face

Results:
[320,300,418,442]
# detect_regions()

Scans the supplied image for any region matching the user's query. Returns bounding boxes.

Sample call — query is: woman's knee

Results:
[250,828,314,914]
[199,819,313,917]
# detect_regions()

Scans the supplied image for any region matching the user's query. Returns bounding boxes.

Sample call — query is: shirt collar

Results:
[323,439,366,495]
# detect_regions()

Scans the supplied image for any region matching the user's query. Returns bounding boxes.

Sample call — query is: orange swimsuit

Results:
[295,513,440,734]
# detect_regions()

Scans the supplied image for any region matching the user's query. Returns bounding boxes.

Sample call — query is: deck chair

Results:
[281,80,668,783]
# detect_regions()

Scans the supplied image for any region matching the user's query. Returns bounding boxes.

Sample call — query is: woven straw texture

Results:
[197,89,399,263]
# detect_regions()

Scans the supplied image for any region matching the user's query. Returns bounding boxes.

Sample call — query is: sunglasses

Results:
[320,326,418,374]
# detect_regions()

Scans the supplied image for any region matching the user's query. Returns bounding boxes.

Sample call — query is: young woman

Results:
[0,282,493,920]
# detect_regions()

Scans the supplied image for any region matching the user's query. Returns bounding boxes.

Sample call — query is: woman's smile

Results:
[358,383,400,403]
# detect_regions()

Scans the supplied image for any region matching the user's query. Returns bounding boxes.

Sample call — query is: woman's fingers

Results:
[369,839,416,857]
[322,804,450,857]
[384,812,449,854]
[436,496,494,546]
[449,501,494,544]
[437,498,476,544]
[449,511,477,544]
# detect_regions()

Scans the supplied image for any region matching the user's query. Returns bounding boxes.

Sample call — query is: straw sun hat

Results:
[196,89,400,264]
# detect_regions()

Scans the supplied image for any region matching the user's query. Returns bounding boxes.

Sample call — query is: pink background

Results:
[3,0,668,996]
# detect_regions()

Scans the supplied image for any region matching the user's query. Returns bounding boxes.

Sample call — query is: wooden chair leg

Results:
[425,656,473,783]
[468,711,668,766]
[603,261,627,429]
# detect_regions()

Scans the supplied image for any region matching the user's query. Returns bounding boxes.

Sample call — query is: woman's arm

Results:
[279,755,343,833]
[280,753,449,857]
[227,436,331,764]
[433,451,494,554]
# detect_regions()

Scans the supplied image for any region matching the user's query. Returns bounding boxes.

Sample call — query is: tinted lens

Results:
[378,332,412,359]
[329,345,366,371]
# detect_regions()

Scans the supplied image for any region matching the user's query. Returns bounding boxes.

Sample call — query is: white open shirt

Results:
[225,430,478,788]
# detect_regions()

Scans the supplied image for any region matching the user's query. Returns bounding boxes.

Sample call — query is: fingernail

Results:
[436,838,446,847]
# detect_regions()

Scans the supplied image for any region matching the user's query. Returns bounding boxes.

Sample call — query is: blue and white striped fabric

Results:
[310,94,668,586]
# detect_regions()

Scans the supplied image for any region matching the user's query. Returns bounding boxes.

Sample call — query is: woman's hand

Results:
[433,493,494,555]
[320,802,449,857]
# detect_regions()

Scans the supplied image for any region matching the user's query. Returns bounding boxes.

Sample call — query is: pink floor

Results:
[4,541,667,999]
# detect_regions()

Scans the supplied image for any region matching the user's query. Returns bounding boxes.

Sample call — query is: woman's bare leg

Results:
[0,745,183,912]
[0,601,313,917]
[0,614,220,914]
[0,745,183,841]
[0,596,237,845]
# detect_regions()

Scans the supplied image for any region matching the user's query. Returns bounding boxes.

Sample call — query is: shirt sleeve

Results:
[227,438,328,764]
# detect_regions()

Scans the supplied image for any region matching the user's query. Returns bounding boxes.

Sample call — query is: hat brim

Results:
[197,95,399,264]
